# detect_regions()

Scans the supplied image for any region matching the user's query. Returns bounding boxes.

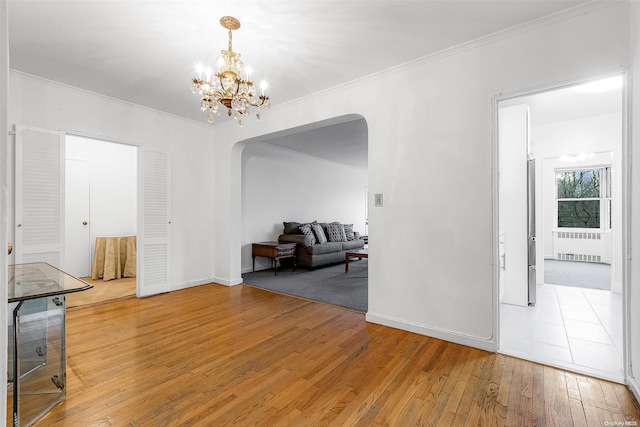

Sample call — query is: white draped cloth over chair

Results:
[91,236,137,281]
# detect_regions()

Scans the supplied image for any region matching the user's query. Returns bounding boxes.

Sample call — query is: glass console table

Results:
[7,263,92,427]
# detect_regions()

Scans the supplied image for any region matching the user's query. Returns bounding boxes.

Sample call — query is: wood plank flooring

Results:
[37,283,639,426]
[66,277,136,309]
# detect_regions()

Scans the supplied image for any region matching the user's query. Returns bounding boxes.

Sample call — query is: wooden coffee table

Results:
[345,249,368,272]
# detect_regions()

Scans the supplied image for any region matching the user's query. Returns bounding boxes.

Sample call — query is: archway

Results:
[231,114,369,309]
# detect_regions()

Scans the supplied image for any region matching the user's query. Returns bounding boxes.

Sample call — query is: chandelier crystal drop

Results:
[191,16,270,125]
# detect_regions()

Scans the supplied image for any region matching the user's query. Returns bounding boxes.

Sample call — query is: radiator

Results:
[556,231,601,240]
[553,230,606,263]
[556,253,602,263]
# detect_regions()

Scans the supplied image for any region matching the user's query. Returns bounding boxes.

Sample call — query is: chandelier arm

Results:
[215,72,240,94]
[217,74,224,91]
[237,95,267,108]
[233,78,243,97]
[209,89,223,100]
[205,86,222,98]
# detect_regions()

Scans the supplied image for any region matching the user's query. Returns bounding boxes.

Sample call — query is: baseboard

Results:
[366,312,496,352]
[172,278,218,290]
[172,277,243,290]
[629,374,640,405]
[211,276,243,287]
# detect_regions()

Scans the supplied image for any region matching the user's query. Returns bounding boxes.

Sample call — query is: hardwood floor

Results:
[37,283,639,426]
[66,277,136,309]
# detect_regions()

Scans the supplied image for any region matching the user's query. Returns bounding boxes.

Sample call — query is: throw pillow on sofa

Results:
[342,223,355,241]
[283,221,304,234]
[311,222,327,244]
[326,223,347,242]
[299,223,317,245]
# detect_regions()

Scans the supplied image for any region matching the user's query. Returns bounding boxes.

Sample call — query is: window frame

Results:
[555,166,611,230]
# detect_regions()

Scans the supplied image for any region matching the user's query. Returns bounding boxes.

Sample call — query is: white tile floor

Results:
[500,283,624,382]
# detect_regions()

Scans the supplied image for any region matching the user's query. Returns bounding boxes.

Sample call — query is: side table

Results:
[8,263,93,427]
[252,242,296,276]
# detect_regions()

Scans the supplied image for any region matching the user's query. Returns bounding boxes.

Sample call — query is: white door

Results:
[15,125,65,267]
[138,149,171,297]
[65,159,91,277]
[498,104,530,306]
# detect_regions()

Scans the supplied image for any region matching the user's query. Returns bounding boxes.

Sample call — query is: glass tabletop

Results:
[8,263,93,302]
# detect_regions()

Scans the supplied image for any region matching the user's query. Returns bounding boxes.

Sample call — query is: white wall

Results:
[629,0,640,404]
[241,142,367,272]
[7,71,217,290]
[213,2,631,351]
[66,135,137,271]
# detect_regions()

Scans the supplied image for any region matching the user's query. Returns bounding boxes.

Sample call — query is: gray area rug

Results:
[242,259,368,312]
[544,259,611,290]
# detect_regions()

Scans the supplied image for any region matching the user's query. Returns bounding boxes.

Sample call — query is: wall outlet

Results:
[374,193,383,207]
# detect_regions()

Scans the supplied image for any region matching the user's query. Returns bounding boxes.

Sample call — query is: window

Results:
[556,167,611,229]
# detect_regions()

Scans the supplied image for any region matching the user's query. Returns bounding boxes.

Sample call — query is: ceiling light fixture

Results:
[575,75,623,93]
[191,16,270,126]
[560,152,594,163]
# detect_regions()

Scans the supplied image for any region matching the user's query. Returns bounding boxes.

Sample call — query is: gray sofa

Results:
[278,221,365,269]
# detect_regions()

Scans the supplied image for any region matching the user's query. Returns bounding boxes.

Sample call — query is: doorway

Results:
[64,135,138,308]
[239,116,369,311]
[497,75,626,382]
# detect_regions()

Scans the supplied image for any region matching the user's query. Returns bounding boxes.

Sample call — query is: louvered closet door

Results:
[15,126,65,267]
[138,149,171,297]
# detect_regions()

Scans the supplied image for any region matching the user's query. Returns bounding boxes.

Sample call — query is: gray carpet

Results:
[544,259,611,290]
[242,259,368,312]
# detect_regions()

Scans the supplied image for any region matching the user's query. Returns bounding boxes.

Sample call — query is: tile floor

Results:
[500,283,624,382]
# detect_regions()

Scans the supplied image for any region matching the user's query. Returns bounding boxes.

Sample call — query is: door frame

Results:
[63,131,141,289]
[492,69,631,382]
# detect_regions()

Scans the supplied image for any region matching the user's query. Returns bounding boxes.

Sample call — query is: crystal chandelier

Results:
[191,16,270,126]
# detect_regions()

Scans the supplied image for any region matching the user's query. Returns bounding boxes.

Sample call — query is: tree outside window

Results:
[556,169,601,228]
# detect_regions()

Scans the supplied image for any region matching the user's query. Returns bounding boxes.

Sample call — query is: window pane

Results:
[558,200,600,228]
[556,169,601,198]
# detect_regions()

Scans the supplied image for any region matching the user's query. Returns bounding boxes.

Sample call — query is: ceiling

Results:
[8,1,596,169]
[8,0,591,124]
[260,117,369,170]
[500,77,623,126]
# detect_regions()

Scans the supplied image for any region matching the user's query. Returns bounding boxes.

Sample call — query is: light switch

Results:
[374,193,383,207]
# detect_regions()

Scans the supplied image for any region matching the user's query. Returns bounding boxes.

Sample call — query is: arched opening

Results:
[236,114,369,311]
